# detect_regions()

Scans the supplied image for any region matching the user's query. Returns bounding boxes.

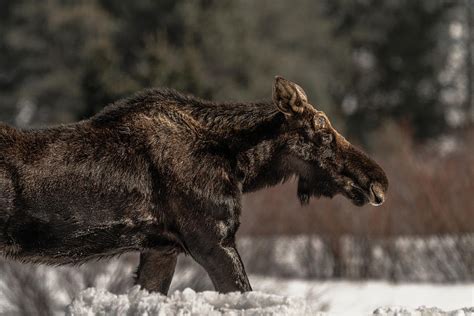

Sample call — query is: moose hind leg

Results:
[135,250,178,295]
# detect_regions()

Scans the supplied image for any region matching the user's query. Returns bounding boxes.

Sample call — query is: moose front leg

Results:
[185,231,252,293]
[135,250,178,294]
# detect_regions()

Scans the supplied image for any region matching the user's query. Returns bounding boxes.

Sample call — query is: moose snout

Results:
[369,182,385,206]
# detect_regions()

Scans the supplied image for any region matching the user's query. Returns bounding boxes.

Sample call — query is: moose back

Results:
[0,77,388,294]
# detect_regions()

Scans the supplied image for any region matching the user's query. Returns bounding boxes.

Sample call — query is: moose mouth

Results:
[348,182,385,206]
[295,165,386,207]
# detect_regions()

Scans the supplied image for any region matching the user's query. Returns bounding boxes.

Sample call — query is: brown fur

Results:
[0,77,387,293]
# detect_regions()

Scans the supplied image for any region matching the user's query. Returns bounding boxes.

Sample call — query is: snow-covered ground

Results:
[67,283,474,316]
[251,276,474,315]
[1,234,473,314]
[67,286,323,316]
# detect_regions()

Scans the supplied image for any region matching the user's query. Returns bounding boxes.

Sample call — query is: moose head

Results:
[273,76,388,207]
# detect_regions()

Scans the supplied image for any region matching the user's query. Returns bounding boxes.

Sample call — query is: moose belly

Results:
[6,215,144,263]
[4,212,175,265]
[3,170,164,264]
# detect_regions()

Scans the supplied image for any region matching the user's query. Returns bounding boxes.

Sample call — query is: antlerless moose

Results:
[0,77,387,294]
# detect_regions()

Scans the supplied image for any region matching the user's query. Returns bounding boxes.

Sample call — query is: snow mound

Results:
[66,286,324,316]
[373,306,474,316]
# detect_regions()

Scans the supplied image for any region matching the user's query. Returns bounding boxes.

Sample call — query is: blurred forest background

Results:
[0,0,473,314]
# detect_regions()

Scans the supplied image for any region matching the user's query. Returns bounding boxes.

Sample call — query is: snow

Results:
[66,286,323,316]
[2,234,473,314]
[373,306,474,316]
[251,276,474,316]
[66,285,474,316]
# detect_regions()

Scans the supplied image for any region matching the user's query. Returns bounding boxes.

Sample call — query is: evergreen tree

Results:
[324,0,456,142]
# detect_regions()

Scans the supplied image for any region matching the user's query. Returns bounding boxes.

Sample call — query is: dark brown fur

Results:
[0,77,388,293]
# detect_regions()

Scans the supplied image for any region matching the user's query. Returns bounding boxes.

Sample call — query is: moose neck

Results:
[238,135,296,193]
[182,96,296,192]
[185,99,282,138]
[205,101,295,193]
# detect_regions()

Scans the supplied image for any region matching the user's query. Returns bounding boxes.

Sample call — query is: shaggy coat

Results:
[0,77,388,293]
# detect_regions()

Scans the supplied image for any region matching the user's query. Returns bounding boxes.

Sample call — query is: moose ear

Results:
[272,76,308,116]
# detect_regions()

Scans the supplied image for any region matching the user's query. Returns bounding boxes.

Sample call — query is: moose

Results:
[0,76,387,294]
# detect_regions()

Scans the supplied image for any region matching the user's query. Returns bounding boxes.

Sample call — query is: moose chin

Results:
[0,76,388,294]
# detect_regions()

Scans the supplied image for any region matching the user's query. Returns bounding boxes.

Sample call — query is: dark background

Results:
[0,0,473,314]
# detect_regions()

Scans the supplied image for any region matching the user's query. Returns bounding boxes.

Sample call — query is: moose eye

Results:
[321,133,333,144]
[315,116,326,129]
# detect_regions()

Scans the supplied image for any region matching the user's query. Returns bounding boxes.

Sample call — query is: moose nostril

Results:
[370,183,385,206]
